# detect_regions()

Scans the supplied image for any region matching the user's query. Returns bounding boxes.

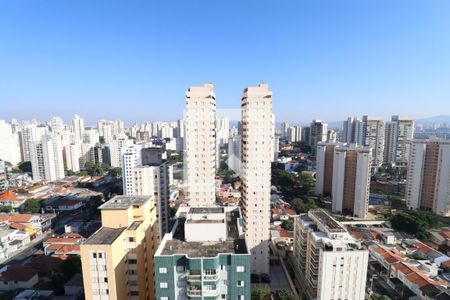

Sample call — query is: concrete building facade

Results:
[184,84,217,206]
[293,209,369,300]
[406,140,450,216]
[80,195,159,300]
[240,83,273,275]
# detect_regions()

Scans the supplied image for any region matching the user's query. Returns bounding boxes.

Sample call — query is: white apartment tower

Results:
[0,120,21,165]
[72,114,85,141]
[30,134,65,181]
[406,140,450,216]
[384,115,414,167]
[184,84,216,206]
[362,116,385,168]
[342,117,364,144]
[293,210,368,300]
[241,83,273,275]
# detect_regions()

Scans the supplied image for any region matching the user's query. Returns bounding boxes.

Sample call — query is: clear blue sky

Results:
[1,0,450,125]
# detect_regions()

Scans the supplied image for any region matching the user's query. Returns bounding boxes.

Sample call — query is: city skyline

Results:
[2,0,450,123]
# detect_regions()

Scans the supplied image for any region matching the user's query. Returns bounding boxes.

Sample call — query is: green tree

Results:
[251,286,270,300]
[23,198,43,213]
[0,205,12,213]
[18,161,32,173]
[109,167,122,177]
[273,289,296,300]
[291,197,318,214]
[281,220,294,231]
[390,211,439,241]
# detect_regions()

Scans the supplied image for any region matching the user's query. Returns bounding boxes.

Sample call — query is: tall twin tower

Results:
[184,83,273,275]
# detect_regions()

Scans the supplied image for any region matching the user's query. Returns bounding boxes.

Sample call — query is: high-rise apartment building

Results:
[227,135,241,175]
[342,117,364,144]
[19,124,47,162]
[30,134,65,181]
[287,126,302,143]
[316,142,372,218]
[310,120,328,156]
[362,116,385,169]
[406,140,450,216]
[241,83,273,275]
[154,206,251,300]
[72,114,85,141]
[0,120,21,165]
[80,195,158,300]
[184,84,216,206]
[293,209,368,300]
[384,115,414,167]
[122,146,170,237]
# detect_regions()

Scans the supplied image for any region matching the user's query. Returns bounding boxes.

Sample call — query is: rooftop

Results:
[308,209,346,233]
[98,195,152,210]
[159,207,248,257]
[83,226,126,245]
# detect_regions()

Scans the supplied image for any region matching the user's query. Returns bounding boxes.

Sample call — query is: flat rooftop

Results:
[84,227,126,245]
[160,208,248,257]
[98,195,151,210]
[189,207,224,214]
[309,210,346,232]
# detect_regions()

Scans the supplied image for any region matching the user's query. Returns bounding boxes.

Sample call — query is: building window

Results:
[161,297,169,300]
[176,266,185,273]
[160,282,168,289]
[236,266,245,272]
[129,237,135,242]
[237,296,245,300]
[237,280,245,287]
[92,252,97,259]
[159,267,168,274]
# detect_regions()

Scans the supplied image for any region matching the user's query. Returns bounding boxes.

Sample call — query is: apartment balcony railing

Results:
[187,275,202,282]
[202,274,219,281]
[187,289,202,297]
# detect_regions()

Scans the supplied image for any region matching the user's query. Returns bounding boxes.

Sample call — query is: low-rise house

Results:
[13,289,54,300]
[0,191,27,210]
[0,227,31,260]
[43,233,85,256]
[0,266,39,291]
[44,197,83,212]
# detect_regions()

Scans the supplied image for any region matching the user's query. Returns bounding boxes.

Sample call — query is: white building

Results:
[109,134,133,168]
[227,135,241,175]
[184,84,216,206]
[30,134,65,181]
[342,117,364,144]
[72,114,85,141]
[293,210,368,300]
[0,120,21,165]
[241,83,273,275]
[19,124,47,162]
[384,115,414,167]
[122,147,170,237]
[287,126,302,143]
[406,140,450,216]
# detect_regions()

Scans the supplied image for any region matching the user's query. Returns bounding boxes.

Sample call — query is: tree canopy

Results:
[251,286,270,300]
[273,289,296,300]
[271,168,314,199]
[390,210,439,241]
[23,198,43,213]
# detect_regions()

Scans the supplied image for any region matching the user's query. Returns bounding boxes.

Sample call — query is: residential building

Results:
[227,135,241,175]
[316,143,372,218]
[384,115,414,167]
[154,206,251,300]
[342,117,364,144]
[30,134,65,181]
[241,83,273,275]
[287,126,302,143]
[18,124,47,162]
[0,120,21,165]
[293,209,368,300]
[310,120,328,156]
[406,140,450,216]
[80,195,159,300]
[184,84,216,206]
[362,116,385,169]
[72,114,85,141]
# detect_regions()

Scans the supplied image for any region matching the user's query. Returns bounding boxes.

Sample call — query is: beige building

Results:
[406,140,450,216]
[316,143,372,218]
[293,209,368,300]
[241,83,273,275]
[80,195,159,300]
[184,84,217,206]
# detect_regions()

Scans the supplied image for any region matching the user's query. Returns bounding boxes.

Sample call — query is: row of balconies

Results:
[187,287,220,297]
[186,274,219,282]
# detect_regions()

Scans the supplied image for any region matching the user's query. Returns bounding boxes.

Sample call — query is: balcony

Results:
[202,274,219,281]
[187,275,202,282]
[203,288,220,297]
[187,289,202,297]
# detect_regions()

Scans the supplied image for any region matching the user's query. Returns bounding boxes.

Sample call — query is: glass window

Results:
[159,267,168,274]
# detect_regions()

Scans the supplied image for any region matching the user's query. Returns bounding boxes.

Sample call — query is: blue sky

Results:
[1,0,450,125]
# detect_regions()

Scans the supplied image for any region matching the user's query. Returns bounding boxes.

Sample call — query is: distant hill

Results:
[416,115,450,124]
